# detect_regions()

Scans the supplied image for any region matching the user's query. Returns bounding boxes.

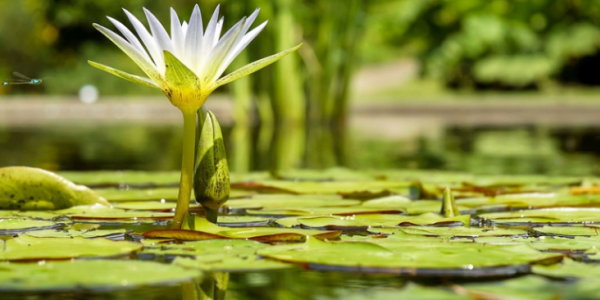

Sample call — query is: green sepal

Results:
[88,61,160,89]
[215,43,303,88]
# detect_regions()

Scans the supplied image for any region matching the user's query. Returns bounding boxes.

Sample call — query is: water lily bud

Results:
[194,109,230,223]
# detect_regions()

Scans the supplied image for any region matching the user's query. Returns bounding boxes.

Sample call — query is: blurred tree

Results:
[363,0,600,89]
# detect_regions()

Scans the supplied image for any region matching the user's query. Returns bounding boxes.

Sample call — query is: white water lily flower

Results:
[89,4,300,113]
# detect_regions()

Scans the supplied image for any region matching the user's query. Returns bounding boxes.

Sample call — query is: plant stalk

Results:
[172,111,197,229]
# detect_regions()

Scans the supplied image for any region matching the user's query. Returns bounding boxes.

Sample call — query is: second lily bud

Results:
[194,108,230,224]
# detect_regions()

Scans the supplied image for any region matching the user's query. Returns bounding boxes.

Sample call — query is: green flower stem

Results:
[172,111,197,229]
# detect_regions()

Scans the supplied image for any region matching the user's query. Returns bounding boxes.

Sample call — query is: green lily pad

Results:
[143,239,292,272]
[97,188,182,201]
[173,256,291,272]
[246,206,404,217]
[479,208,600,226]
[0,218,61,234]
[25,229,127,239]
[0,259,200,291]
[59,171,180,187]
[232,180,410,198]
[224,194,359,210]
[56,206,173,223]
[533,226,600,237]
[276,213,470,230]
[0,167,110,210]
[533,258,600,279]
[216,216,272,227]
[458,193,600,211]
[373,226,528,238]
[258,237,561,276]
[144,217,341,242]
[0,235,142,261]
[273,168,373,181]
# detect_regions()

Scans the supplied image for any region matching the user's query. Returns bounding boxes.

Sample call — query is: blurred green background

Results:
[1,0,600,175]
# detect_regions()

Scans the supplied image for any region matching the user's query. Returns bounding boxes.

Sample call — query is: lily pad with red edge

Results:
[143,217,341,242]
[372,226,528,238]
[231,180,411,198]
[276,213,469,230]
[246,206,404,217]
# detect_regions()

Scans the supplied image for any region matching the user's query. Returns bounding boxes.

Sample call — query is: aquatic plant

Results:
[88,4,300,228]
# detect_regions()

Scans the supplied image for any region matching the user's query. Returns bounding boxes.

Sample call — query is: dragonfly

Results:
[2,72,45,86]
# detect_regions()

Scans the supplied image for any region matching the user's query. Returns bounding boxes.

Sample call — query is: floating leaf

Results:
[59,171,180,187]
[0,260,200,291]
[247,206,404,217]
[258,237,561,277]
[533,258,600,279]
[56,206,173,223]
[25,229,127,239]
[144,217,341,242]
[0,218,61,235]
[0,235,142,261]
[374,226,527,238]
[533,226,600,237]
[232,180,410,198]
[225,194,358,210]
[0,167,110,210]
[173,256,291,272]
[276,213,470,230]
[479,208,600,226]
[455,275,560,300]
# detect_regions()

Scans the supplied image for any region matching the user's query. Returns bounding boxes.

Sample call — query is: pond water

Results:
[2,123,600,299]
[1,123,599,175]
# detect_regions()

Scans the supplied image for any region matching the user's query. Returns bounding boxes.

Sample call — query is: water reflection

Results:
[0,123,599,175]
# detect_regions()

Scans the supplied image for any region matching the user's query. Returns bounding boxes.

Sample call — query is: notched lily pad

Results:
[533,258,600,279]
[0,167,110,210]
[0,259,200,291]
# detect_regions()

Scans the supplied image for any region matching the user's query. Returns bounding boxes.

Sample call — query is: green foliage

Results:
[364,0,600,89]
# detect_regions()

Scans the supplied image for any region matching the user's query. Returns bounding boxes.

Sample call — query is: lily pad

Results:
[0,235,142,261]
[0,167,110,210]
[56,206,173,223]
[479,208,600,226]
[224,194,359,210]
[143,217,341,242]
[533,226,600,237]
[373,226,528,238]
[0,259,200,291]
[59,170,180,187]
[455,275,560,300]
[276,213,470,230]
[97,188,182,201]
[533,258,600,279]
[0,218,62,234]
[232,180,410,198]
[246,206,404,217]
[25,229,127,239]
[258,238,561,277]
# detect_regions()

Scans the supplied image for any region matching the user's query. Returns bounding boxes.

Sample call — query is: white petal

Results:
[216,10,263,78]
[200,5,221,66]
[107,16,152,63]
[170,8,185,58]
[93,24,163,84]
[213,17,224,47]
[123,8,165,73]
[144,8,175,55]
[201,18,246,82]
[182,21,188,36]
[216,21,268,79]
[184,4,204,72]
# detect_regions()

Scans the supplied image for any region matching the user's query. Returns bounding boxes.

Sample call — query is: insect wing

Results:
[12,72,32,80]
